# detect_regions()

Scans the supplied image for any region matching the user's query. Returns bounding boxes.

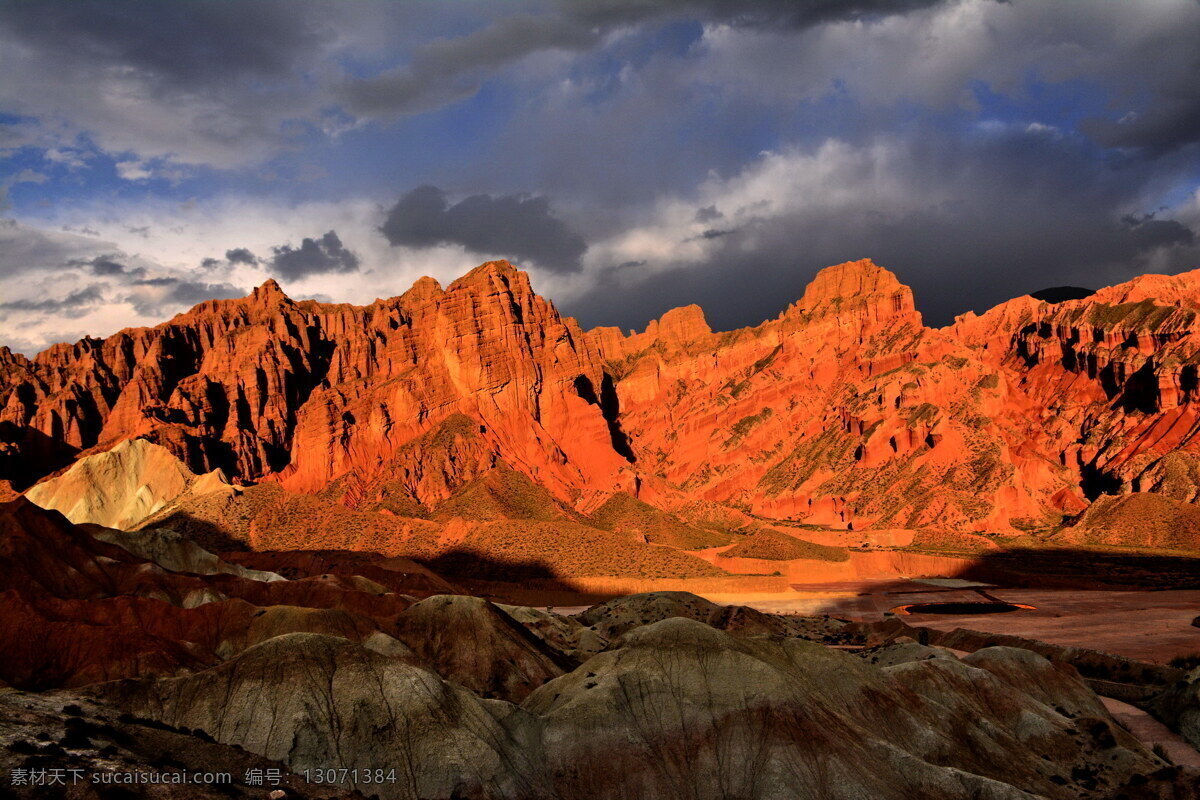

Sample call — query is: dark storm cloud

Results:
[0,1,324,91]
[561,126,1200,333]
[1083,47,1200,157]
[0,0,962,155]
[127,277,245,316]
[342,14,600,116]
[224,247,259,265]
[610,0,950,28]
[269,231,360,280]
[0,220,121,279]
[67,254,146,279]
[1122,213,1197,250]
[341,0,953,116]
[381,185,587,272]
[0,284,105,318]
[0,0,340,166]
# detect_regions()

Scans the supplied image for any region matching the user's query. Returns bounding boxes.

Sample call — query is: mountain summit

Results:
[3,259,1200,539]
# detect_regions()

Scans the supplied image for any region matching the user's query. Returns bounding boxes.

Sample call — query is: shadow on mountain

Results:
[143,510,253,553]
[139,503,1200,609]
[420,548,562,582]
[0,422,79,491]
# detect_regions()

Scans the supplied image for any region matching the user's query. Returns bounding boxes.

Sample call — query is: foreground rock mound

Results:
[0,691,356,800]
[0,502,1194,800]
[92,633,547,800]
[529,619,1146,799]
[392,594,571,701]
[577,590,847,641]
[86,617,1189,799]
[0,499,437,688]
[89,525,283,582]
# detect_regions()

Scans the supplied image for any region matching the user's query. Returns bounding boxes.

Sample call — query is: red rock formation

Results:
[0,498,445,688]
[1,262,633,507]
[590,262,1200,533]
[6,258,1200,540]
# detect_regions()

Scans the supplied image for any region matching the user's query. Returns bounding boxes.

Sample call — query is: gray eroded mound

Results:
[576,589,849,641]
[91,526,283,582]
[392,594,571,701]
[87,609,1178,800]
[90,632,548,799]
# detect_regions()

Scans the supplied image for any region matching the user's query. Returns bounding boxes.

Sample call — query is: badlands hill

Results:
[4,497,1200,799]
[3,257,1200,569]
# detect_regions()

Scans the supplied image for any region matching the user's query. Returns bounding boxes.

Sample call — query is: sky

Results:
[2,0,1200,355]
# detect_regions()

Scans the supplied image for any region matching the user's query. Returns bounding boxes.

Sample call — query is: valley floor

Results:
[712,583,1200,665]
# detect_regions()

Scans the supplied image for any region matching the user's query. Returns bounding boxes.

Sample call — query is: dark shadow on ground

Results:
[950,547,1200,591]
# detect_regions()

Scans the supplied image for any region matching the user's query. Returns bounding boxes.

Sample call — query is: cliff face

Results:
[5,258,1200,533]
[590,260,1200,531]
[1,262,632,506]
[590,259,1052,531]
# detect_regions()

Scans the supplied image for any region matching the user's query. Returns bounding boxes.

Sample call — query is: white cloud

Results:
[577,139,917,281]
[114,159,153,181]
[7,168,47,185]
[41,146,90,170]
[0,195,534,354]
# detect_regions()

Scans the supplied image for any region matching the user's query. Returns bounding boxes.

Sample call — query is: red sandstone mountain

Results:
[7,260,1200,799]
[4,258,1200,549]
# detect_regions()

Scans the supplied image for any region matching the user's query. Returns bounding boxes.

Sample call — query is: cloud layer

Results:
[1,0,1198,353]
[270,231,360,279]
[381,186,587,272]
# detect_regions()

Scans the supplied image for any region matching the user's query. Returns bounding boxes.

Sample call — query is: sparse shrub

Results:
[724,528,849,562]
[59,726,93,750]
[1168,652,1200,670]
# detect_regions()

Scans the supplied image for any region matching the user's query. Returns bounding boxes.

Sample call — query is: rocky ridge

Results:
[4,258,1200,545]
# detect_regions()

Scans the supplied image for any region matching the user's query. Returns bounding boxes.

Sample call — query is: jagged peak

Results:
[795,259,907,311]
[400,275,444,305]
[447,259,529,293]
[646,304,711,342]
[252,278,289,301]
[0,345,32,367]
[1089,267,1200,309]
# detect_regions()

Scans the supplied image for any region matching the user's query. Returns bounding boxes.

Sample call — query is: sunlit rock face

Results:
[5,258,1200,544]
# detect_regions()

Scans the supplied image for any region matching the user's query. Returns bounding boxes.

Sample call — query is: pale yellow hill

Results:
[24,438,230,530]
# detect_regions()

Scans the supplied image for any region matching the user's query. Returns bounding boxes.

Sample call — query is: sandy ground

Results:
[658,581,1200,665]
[539,573,1200,664]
